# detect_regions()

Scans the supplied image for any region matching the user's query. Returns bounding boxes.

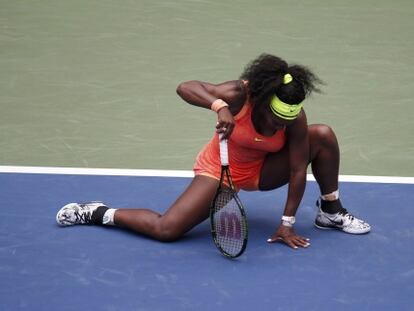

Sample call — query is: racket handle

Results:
[219,133,229,165]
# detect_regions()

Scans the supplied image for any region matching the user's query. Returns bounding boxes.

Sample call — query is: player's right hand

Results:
[216,107,235,140]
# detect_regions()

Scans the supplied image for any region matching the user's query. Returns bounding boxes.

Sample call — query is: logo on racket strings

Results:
[218,211,242,239]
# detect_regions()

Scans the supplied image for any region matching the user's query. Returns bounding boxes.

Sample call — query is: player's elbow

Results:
[176,80,201,99]
[176,81,192,98]
[289,164,307,178]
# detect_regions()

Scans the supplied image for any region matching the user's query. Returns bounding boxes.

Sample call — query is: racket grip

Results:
[219,133,229,165]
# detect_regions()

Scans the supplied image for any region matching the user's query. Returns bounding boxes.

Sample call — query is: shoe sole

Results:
[314,221,371,234]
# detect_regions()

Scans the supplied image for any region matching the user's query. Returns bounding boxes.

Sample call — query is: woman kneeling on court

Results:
[56,54,370,249]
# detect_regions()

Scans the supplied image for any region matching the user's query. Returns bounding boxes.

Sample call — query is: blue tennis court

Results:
[1,171,413,310]
[1,1,413,310]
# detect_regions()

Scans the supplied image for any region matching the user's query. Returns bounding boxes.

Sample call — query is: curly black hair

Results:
[240,54,323,107]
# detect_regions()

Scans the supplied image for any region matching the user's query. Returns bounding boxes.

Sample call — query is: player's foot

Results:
[314,199,371,234]
[56,202,108,226]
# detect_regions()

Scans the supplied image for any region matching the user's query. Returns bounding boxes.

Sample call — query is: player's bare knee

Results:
[157,230,182,242]
[312,124,336,146]
[154,222,183,242]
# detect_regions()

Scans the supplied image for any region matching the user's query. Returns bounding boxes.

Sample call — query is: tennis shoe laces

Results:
[314,199,371,234]
[56,202,107,226]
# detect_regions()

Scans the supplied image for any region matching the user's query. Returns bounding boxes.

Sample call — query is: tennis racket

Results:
[210,134,248,258]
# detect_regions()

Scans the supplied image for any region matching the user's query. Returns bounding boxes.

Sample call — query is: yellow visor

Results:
[269,95,302,120]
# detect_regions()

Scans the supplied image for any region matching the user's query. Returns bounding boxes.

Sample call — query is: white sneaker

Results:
[314,199,371,234]
[56,202,107,226]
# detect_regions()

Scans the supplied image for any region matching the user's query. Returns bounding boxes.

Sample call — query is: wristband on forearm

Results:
[211,99,229,112]
[281,215,296,227]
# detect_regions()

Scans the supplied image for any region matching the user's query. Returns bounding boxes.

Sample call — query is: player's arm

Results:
[176,80,245,109]
[284,110,309,218]
[268,110,310,249]
[176,80,246,139]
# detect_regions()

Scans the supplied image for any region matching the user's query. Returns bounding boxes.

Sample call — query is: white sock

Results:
[102,208,117,226]
[321,190,339,201]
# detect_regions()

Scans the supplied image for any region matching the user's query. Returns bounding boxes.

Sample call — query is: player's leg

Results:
[259,124,370,234]
[259,124,338,192]
[56,175,219,241]
[114,175,218,241]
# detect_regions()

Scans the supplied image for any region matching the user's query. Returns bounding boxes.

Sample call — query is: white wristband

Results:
[281,215,296,227]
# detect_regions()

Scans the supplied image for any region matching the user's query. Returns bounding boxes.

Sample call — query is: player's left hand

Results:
[267,225,310,249]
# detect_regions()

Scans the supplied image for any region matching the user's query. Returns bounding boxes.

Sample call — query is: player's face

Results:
[263,104,295,130]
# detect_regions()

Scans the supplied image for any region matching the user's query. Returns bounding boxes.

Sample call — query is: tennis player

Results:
[56,54,370,249]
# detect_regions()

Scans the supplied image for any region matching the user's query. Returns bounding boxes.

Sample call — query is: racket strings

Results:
[213,190,246,256]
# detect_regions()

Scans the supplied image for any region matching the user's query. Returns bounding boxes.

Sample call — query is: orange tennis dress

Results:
[193,101,287,191]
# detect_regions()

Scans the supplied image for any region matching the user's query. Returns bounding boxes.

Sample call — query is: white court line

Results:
[0,165,413,184]
[0,166,194,178]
